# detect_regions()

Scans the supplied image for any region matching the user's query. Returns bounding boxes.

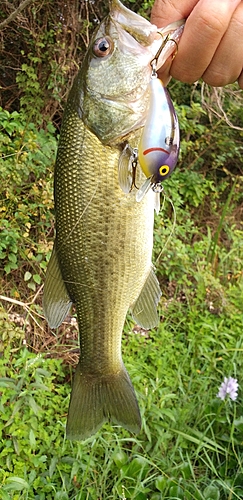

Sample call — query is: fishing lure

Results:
[136,71,179,202]
[138,78,179,183]
[118,32,180,203]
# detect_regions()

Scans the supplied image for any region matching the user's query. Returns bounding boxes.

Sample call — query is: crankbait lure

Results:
[138,78,179,184]
[118,31,181,203]
[136,36,180,201]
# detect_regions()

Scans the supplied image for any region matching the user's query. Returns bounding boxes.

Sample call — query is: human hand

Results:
[151,0,243,89]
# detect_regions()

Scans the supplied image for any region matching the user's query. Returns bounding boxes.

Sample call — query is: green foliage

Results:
[0,108,56,296]
[0,0,110,126]
[172,82,243,177]
[124,0,154,18]
[0,345,70,498]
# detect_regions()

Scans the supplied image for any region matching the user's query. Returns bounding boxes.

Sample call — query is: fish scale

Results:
[56,112,155,357]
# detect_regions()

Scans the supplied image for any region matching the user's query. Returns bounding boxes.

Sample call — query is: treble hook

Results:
[150,33,178,77]
[129,148,139,192]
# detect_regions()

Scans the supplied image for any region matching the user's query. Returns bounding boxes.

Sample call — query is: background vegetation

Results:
[0,0,243,499]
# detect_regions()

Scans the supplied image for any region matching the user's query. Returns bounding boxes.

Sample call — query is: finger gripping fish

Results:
[43,0,183,441]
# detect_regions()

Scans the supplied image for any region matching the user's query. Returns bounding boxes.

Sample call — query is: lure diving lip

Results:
[138,76,180,190]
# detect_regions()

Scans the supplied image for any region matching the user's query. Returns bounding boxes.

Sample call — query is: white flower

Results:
[217,377,239,401]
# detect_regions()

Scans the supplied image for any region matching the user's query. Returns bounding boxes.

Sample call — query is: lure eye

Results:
[93,37,113,57]
[159,165,170,177]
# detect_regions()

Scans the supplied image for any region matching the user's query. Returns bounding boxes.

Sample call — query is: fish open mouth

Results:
[110,0,184,73]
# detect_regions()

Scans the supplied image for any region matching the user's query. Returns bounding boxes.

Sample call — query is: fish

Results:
[43,0,184,441]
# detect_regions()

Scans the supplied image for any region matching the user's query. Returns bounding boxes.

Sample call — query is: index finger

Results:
[151,0,242,84]
[151,0,199,26]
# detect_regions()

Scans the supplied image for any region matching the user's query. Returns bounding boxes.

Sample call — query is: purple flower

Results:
[217,377,239,401]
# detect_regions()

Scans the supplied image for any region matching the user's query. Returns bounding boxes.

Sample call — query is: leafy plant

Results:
[0,108,56,298]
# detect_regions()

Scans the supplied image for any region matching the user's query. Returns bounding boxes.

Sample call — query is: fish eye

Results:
[93,36,113,57]
[159,165,170,177]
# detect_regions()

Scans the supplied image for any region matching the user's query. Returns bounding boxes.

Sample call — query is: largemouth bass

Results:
[43,0,183,440]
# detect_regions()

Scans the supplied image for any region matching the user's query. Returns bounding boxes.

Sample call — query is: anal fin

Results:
[43,243,72,328]
[130,268,161,329]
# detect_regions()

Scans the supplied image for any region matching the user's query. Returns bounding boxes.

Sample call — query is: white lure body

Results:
[138,77,180,184]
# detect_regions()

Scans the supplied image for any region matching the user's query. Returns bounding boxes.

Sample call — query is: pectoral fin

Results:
[130,268,161,329]
[118,144,133,194]
[43,243,72,328]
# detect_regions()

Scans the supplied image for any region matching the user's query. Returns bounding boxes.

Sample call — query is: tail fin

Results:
[66,363,141,441]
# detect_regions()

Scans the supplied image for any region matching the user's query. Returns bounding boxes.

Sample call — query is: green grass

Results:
[1,292,243,499]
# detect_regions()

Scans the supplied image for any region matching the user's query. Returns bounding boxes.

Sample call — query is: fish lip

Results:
[110,0,185,73]
[109,0,185,77]
[110,0,158,46]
